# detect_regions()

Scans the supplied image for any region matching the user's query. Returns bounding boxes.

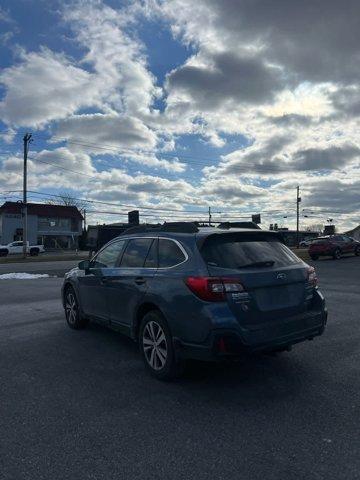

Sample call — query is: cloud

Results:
[54,114,157,150]
[167,51,284,110]
[329,86,360,118]
[0,48,99,127]
[1,0,360,230]
[0,1,160,129]
[62,0,160,116]
[0,6,14,24]
[167,0,360,85]
[292,145,360,171]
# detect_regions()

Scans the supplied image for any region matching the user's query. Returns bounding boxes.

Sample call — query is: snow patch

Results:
[0,273,51,280]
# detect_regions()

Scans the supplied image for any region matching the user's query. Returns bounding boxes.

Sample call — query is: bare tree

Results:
[306,223,324,233]
[48,192,88,212]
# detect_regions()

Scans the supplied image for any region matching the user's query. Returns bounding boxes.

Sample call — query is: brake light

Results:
[307,266,317,287]
[185,277,245,302]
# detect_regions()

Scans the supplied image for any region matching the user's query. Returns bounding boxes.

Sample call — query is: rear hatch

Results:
[200,232,310,328]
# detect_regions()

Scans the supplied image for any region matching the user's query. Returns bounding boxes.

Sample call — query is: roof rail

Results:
[218,221,261,230]
[121,222,199,235]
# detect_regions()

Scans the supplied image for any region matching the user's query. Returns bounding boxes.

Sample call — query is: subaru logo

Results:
[277,273,286,280]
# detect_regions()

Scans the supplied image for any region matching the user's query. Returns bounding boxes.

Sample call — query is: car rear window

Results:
[144,239,158,268]
[201,233,301,269]
[120,238,153,268]
[158,239,186,268]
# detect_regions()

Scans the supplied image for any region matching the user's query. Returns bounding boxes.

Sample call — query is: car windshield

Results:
[201,233,301,269]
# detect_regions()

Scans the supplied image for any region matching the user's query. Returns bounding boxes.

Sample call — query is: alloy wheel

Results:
[65,291,77,325]
[142,320,168,370]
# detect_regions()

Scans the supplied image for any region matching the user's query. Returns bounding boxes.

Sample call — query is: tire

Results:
[30,248,39,256]
[355,247,360,256]
[0,250,8,257]
[139,310,184,381]
[64,286,89,330]
[333,248,341,260]
[310,255,318,261]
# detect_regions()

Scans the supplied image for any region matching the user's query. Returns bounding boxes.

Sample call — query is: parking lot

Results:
[1,257,359,480]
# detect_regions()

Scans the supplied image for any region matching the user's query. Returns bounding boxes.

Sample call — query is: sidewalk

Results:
[0,250,89,264]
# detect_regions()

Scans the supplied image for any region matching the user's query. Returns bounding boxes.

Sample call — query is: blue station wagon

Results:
[62,223,327,379]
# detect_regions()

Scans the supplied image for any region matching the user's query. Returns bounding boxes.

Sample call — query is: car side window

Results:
[120,238,153,268]
[92,240,126,268]
[158,239,186,268]
[341,236,351,242]
[144,239,158,268]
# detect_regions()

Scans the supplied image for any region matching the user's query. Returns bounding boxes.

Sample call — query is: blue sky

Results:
[0,0,359,229]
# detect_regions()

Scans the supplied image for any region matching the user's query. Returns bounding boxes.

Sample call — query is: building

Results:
[0,201,84,249]
[345,225,360,241]
[86,223,130,251]
[86,210,140,251]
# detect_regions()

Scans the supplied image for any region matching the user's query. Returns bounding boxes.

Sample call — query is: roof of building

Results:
[345,225,360,235]
[0,201,84,219]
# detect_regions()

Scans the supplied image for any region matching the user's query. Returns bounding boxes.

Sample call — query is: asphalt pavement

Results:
[0,259,82,277]
[0,257,359,480]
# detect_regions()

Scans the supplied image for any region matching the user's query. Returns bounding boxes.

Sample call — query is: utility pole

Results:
[208,206,212,226]
[22,133,32,258]
[296,185,301,248]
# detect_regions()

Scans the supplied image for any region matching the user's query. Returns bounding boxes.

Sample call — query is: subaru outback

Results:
[62,223,327,380]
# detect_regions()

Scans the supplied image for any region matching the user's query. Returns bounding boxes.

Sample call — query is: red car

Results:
[309,235,360,260]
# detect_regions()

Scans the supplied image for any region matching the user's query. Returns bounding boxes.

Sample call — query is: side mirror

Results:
[78,260,90,270]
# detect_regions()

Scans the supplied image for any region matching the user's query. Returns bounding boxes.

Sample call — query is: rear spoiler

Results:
[196,230,282,249]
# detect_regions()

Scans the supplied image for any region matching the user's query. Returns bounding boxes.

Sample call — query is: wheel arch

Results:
[133,302,164,341]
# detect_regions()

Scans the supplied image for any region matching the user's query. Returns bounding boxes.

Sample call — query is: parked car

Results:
[0,241,45,257]
[62,223,327,380]
[299,238,316,247]
[309,235,360,260]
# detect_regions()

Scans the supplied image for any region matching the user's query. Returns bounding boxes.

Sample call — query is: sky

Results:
[0,0,359,230]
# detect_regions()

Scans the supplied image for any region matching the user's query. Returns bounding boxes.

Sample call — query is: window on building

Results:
[59,218,70,229]
[71,218,79,232]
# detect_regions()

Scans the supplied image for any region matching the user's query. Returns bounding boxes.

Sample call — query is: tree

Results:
[48,192,88,212]
[306,223,324,233]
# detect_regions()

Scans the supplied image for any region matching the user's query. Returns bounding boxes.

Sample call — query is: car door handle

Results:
[135,277,146,285]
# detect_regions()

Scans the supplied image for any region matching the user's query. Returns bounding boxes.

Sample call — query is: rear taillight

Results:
[307,266,317,287]
[185,277,245,302]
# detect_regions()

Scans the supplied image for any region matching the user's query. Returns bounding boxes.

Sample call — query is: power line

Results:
[28,156,98,180]
[6,189,223,215]
[3,189,291,218]
[28,133,356,175]
[3,132,360,177]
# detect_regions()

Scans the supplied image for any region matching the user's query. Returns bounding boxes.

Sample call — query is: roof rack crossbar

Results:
[121,222,199,235]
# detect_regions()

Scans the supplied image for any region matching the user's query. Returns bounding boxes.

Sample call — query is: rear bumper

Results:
[174,308,328,361]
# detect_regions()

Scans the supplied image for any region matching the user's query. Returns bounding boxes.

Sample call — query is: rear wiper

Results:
[237,260,275,268]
